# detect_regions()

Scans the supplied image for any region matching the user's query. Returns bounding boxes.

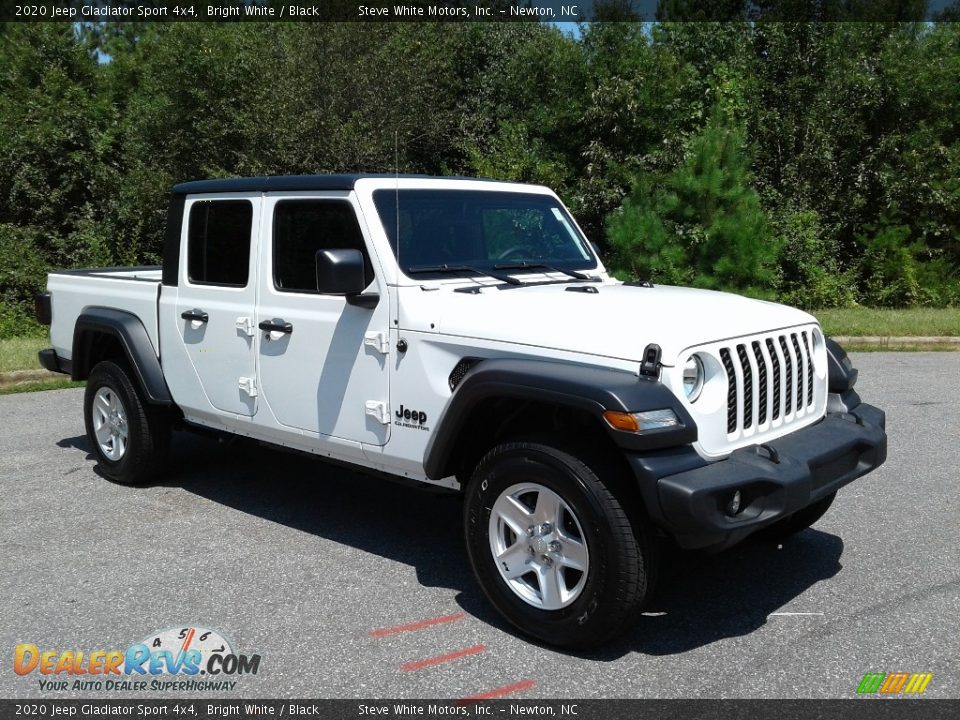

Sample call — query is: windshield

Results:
[372,189,598,278]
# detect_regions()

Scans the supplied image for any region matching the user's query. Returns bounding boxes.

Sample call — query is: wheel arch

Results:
[72,308,173,405]
[423,358,697,482]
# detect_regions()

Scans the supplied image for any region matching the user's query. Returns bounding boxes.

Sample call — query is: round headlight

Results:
[682,355,704,402]
[812,327,824,349]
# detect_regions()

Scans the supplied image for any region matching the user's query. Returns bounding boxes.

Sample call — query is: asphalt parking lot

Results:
[1,353,957,700]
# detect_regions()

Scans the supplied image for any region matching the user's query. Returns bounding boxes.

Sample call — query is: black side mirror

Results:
[315,249,379,308]
[316,249,366,295]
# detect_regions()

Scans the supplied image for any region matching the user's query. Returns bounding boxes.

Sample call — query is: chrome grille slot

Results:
[779,336,793,416]
[752,341,767,425]
[803,331,814,406]
[766,337,781,419]
[736,344,753,429]
[792,333,804,411]
[720,348,737,434]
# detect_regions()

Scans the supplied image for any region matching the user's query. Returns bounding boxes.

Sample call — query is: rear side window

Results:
[273,200,374,293]
[187,200,253,287]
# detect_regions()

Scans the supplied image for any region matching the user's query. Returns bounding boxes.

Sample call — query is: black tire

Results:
[464,441,655,649]
[760,492,836,541]
[83,359,170,485]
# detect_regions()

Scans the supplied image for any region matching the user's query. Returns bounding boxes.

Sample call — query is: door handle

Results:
[258,319,293,335]
[181,309,209,323]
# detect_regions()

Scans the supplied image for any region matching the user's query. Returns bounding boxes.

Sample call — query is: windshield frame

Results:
[371,187,600,282]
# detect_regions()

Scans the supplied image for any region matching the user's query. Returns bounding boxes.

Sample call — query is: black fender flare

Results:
[825,337,858,393]
[422,358,697,480]
[72,307,173,405]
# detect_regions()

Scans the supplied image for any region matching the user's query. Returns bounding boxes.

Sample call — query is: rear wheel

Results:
[84,360,170,485]
[464,441,655,649]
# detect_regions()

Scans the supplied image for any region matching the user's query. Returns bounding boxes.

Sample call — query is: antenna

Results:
[395,130,400,270]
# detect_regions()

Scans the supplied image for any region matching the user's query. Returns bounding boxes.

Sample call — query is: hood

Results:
[432,281,817,366]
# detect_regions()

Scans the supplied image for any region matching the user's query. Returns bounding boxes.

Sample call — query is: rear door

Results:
[175,194,260,416]
[256,192,390,445]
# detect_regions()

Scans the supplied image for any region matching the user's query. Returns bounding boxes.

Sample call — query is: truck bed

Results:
[47,266,163,363]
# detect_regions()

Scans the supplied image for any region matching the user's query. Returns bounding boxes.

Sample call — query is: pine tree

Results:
[607,111,779,296]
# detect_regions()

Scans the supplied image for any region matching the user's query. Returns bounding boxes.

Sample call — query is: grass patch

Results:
[843,342,959,352]
[813,307,960,337]
[0,378,83,396]
[0,335,47,373]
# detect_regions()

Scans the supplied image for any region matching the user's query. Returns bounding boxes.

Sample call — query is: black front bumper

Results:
[627,403,887,550]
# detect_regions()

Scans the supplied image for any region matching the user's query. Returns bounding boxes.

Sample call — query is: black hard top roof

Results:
[172,174,515,196]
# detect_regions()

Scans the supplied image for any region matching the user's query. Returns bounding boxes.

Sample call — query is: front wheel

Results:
[84,360,170,485]
[464,441,654,649]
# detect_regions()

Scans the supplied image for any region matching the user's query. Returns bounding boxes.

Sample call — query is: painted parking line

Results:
[369,612,466,638]
[400,644,487,672]
[461,679,537,701]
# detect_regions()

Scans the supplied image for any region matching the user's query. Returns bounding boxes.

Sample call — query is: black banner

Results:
[1,700,959,720]
[1,0,959,23]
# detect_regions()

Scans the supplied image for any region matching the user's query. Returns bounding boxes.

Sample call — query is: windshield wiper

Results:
[493,262,592,281]
[406,264,522,285]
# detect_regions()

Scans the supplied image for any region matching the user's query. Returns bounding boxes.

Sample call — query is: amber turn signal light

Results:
[603,411,640,432]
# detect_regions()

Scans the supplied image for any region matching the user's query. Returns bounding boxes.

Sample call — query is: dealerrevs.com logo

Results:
[14,626,261,692]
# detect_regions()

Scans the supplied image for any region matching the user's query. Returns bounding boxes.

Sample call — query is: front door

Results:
[175,195,260,416]
[256,193,390,445]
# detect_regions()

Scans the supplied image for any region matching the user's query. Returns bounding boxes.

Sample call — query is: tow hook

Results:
[757,444,781,464]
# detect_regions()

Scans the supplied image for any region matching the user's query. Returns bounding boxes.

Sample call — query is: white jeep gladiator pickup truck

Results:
[37,175,886,648]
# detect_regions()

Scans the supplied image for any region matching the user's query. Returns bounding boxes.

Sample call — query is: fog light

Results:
[726,490,742,516]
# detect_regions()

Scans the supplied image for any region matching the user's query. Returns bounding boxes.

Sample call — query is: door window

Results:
[273,200,374,293]
[187,200,253,287]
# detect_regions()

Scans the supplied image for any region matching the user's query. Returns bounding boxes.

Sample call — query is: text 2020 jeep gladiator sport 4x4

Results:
[37,175,886,648]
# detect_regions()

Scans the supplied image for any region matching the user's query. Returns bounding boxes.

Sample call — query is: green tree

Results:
[857,219,921,307]
[0,24,108,243]
[574,23,693,240]
[607,112,778,295]
[772,209,855,309]
[0,24,112,336]
[2,18,959,334]
[459,24,586,193]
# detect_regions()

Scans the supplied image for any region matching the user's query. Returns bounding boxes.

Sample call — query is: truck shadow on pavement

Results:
[453,529,843,661]
[579,531,843,660]
[58,430,844,659]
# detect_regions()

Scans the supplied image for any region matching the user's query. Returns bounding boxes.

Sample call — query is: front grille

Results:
[720,330,817,437]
